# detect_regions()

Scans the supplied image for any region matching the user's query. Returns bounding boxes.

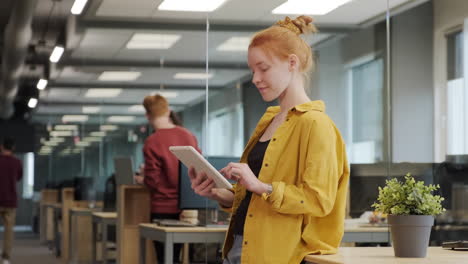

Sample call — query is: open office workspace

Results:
[0,0,468,263]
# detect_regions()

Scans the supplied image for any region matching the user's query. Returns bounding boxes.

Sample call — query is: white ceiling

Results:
[34,0,422,124]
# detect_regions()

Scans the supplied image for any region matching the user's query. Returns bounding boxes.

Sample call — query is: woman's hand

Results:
[188,167,217,200]
[220,162,269,195]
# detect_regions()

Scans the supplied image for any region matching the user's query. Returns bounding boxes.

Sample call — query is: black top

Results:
[233,139,270,235]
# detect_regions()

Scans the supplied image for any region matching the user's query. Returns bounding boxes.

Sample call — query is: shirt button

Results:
[244,241,248,245]
[249,214,253,217]
[273,138,276,142]
[286,118,290,121]
[292,108,296,112]
[300,200,304,204]
[265,163,268,167]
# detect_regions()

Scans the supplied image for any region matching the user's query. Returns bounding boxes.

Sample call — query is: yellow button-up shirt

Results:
[222,100,350,264]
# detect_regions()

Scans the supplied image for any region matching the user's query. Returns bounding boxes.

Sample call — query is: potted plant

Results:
[372,173,445,258]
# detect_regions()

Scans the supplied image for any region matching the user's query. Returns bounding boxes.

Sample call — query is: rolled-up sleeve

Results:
[262,115,341,217]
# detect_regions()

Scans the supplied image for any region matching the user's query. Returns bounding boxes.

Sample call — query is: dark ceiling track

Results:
[0,0,38,119]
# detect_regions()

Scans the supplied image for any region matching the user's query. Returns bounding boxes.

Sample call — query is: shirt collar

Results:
[265,100,326,114]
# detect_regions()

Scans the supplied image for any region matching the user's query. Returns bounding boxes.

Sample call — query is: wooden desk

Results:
[52,203,62,257]
[304,247,467,264]
[43,202,58,249]
[138,223,228,264]
[69,207,100,264]
[40,189,58,244]
[92,212,117,264]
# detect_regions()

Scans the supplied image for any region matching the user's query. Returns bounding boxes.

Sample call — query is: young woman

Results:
[189,16,350,264]
[136,94,200,264]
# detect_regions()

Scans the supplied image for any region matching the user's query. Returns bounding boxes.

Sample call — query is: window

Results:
[348,58,384,163]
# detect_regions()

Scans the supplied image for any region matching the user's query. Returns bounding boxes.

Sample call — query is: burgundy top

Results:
[0,154,23,208]
[143,126,200,214]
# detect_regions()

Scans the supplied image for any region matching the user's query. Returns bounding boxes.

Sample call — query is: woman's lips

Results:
[258,87,267,93]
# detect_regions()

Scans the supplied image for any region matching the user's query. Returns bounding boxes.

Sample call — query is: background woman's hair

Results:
[142,94,169,118]
[169,111,183,126]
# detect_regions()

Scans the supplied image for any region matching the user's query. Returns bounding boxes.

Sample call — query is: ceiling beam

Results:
[48,81,220,90]
[58,58,249,70]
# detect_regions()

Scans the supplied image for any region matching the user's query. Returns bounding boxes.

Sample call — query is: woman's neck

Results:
[278,77,310,114]
[152,117,176,130]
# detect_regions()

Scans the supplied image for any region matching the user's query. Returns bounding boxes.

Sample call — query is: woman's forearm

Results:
[213,188,234,208]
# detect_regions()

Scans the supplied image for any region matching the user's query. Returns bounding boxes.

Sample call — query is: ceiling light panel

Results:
[126,33,181,49]
[272,0,352,15]
[82,106,102,113]
[98,71,141,81]
[62,115,89,123]
[217,37,251,52]
[174,73,213,80]
[107,116,135,123]
[158,0,227,12]
[85,89,122,98]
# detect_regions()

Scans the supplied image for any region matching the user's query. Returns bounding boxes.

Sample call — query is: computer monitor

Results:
[113,157,135,185]
[179,156,239,210]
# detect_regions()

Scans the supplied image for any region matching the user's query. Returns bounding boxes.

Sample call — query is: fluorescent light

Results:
[90,131,106,137]
[150,91,179,98]
[272,0,352,15]
[158,0,227,12]
[44,141,59,147]
[62,115,89,123]
[217,37,251,52]
[100,125,118,131]
[76,141,90,147]
[36,79,48,90]
[174,72,213,80]
[50,131,73,137]
[107,116,135,123]
[83,137,102,142]
[49,46,64,63]
[126,33,181,49]
[54,125,78,131]
[49,137,65,143]
[98,71,141,81]
[128,105,146,113]
[71,0,88,15]
[28,98,38,108]
[85,89,122,98]
[82,106,102,113]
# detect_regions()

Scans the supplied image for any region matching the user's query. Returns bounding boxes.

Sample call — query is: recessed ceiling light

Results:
[217,37,251,52]
[83,137,102,142]
[107,116,135,123]
[49,46,64,63]
[62,115,89,123]
[90,131,106,137]
[98,71,141,81]
[71,0,89,15]
[54,125,78,131]
[37,79,48,90]
[85,89,122,98]
[50,131,73,137]
[272,0,352,15]
[150,91,179,98]
[100,125,119,131]
[75,141,90,147]
[158,0,227,12]
[28,98,38,108]
[128,105,146,113]
[126,33,181,49]
[44,141,59,147]
[174,73,213,80]
[49,137,65,143]
[82,106,102,113]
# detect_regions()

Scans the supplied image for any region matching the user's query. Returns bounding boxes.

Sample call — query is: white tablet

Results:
[169,146,233,189]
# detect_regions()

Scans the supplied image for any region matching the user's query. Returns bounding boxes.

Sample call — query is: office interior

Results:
[0,0,467,263]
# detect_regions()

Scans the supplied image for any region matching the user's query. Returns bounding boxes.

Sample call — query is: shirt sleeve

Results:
[143,143,162,192]
[262,115,343,217]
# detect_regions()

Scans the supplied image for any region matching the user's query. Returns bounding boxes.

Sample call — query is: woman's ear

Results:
[288,54,299,71]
